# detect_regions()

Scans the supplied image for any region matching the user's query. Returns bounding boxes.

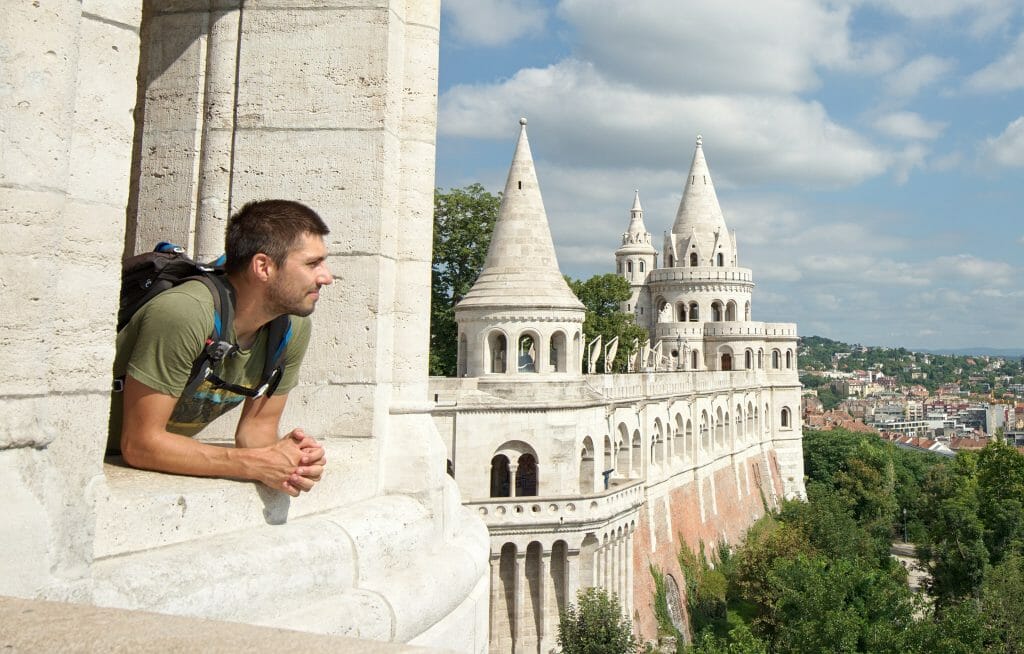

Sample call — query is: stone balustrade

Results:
[467,480,644,530]
[647,267,753,283]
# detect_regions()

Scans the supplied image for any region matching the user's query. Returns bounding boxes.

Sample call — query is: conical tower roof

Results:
[671,135,729,236]
[616,190,656,254]
[457,119,584,312]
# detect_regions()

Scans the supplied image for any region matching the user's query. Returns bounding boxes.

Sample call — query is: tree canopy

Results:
[566,274,647,372]
[430,184,501,376]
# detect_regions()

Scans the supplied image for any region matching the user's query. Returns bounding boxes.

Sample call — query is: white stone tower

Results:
[644,136,756,370]
[614,190,657,316]
[455,119,586,378]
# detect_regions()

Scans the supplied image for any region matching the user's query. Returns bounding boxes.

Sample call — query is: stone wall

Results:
[1,2,489,650]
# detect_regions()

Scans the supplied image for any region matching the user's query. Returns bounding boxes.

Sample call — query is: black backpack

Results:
[115,242,291,399]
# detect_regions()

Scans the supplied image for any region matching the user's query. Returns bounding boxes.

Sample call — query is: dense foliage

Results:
[566,274,648,372]
[430,184,501,376]
[558,587,638,654]
[654,428,1024,653]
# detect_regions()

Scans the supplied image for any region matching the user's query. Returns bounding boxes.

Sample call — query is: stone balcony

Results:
[466,480,644,534]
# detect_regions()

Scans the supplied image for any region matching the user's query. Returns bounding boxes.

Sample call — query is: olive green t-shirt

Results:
[107,280,311,452]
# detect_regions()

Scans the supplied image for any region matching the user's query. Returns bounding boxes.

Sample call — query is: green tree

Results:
[975,441,1024,564]
[917,456,989,607]
[430,184,501,376]
[558,587,638,654]
[566,274,647,372]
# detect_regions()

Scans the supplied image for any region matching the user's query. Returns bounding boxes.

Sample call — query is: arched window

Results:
[726,301,737,321]
[781,407,791,428]
[517,334,537,372]
[717,253,724,266]
[617,261,622,274]
[627,261,633,274]
[579,437,594,494]
[690,252,698,267]
[744,301,751,321]
[639,260,645,273]
[515,453,538,496]
[550,331,568,372]
[689,302,699,321]
[668,254,674,267]
[487,331,507,373]
[490,454,510,497]
[771,350,780,369]
[757,349,764,369]
[677,302,687,322]
[721,353,733,371]
[711,302,722,322]
[691,350,699,369]
[744,349,753,369]
[785,350,793,369]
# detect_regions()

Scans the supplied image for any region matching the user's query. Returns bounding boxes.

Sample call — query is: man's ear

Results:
[251,253,275,281]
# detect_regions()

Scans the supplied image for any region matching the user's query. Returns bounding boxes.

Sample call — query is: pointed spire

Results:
[670,135,734,266]
[671,135,729,235]
[457,118,584,311]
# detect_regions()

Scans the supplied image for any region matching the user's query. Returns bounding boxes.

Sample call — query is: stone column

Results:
[595,541,604,590]
[625,531,634,614]
[1,0,142,599]
[513,551,526,654]
[509,463,519,498]
[566,549,581,605]
[538,549,551,653]
[489,554,501,652]
[194,9,242,262]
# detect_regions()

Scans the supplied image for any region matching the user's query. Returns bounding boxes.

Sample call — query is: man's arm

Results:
[120,376,322,496]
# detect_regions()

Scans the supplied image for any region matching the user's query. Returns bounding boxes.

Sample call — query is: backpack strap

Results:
[181,274,237,400]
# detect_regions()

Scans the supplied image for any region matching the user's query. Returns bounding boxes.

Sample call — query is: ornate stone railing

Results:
[467,480,644,530]
[647,267,753,283]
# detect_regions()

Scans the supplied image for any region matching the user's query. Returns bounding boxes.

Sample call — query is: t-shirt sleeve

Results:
[275,315,312,395]
[125,290,212,397]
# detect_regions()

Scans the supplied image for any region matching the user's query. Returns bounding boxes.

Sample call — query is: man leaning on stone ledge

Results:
[107,200,332,496]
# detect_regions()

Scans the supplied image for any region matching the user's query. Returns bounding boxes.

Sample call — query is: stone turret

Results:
[455,119,585,378]
[614,190,657,317]
[666,135,737,268]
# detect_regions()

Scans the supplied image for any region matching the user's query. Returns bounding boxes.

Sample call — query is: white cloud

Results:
[968,32,1024,92]
[980,116,1024,167]
[439,61,889,188]
[883,55,955,101]
[556,0,866,94]
[873,112,947,140]
[931,254,1016,284]
[443,0,547,47]
[857,0,1018,37]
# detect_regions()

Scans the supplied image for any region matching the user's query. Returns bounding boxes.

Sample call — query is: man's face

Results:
[267,233,333,317]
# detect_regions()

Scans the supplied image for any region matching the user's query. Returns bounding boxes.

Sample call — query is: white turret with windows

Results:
[614,190,657,317]
[455,119,586,378]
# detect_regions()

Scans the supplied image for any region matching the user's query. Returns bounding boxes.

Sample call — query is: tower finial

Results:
[696,134,703,148]
[520,117,528,126]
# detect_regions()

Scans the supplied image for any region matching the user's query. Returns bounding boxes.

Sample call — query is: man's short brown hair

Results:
[224,200,329,274]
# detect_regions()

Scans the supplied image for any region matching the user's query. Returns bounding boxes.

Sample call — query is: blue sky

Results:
[434,0,1024,351]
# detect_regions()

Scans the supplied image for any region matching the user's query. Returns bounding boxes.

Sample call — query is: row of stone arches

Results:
[666,251,730,267]
[576,401,796,491]
[472,328,581,376]
[656,298,750,323]
[717,347,796,372]
[493,540,569,653]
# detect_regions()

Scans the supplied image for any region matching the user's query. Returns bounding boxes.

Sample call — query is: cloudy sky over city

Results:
[434,0,1024,351]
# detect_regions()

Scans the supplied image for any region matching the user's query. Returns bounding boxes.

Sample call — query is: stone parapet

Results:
[467,480,644,534]
[0,595,443,654]
[647,267,753,284]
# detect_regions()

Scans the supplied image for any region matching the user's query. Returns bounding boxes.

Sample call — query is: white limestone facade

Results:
[1,3,487,651]
[432,126,805,651]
